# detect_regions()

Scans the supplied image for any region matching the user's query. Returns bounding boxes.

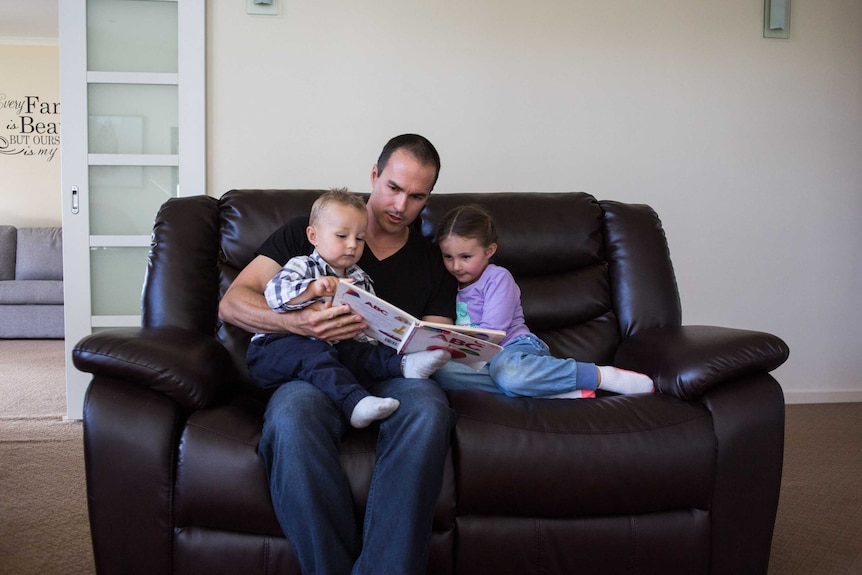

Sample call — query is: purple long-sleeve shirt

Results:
[455,264,531,346]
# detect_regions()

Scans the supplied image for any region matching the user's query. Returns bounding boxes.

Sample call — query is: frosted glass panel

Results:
[89,166,177,235]
[88,84,178,154]
[90,247,149,315]
[87,0,178,73]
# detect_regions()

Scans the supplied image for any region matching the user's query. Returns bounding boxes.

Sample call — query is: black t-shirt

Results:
[257,215,457,321]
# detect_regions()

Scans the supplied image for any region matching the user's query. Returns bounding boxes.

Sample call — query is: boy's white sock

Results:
[402,349,451,379]
[350,396,400,429]
[597,366,654,395]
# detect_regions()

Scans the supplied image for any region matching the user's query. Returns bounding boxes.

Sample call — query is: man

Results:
[219,134,457,574]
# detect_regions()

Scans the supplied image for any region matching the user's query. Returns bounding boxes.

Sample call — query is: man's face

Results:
[368,149,437,235]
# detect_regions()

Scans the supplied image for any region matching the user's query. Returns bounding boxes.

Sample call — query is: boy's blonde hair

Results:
[309,187,367,226]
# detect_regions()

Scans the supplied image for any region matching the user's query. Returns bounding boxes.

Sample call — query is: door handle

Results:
[71,186,79,214]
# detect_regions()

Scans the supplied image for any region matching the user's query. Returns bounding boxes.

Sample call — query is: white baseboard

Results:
[783,390,862,405]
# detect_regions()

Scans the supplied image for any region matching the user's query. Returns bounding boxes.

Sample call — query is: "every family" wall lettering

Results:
[0,92,60,162]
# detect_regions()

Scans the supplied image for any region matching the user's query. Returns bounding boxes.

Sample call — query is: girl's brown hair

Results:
[435,204,498,248]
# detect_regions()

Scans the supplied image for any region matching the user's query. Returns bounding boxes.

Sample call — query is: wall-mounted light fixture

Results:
[248,0,279,16]
[764,0,790,39]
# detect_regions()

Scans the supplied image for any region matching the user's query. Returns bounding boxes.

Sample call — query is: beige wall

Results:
[207,0,862,402]
[12,2,862,401]
[0,43,61,227]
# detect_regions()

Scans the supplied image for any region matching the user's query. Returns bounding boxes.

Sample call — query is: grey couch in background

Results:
[0,225,64,339]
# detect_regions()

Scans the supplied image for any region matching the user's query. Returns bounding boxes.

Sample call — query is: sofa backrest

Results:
[142,190,682,382]
[0,225,15,281]
[0,225,63,281]
[421,192,621,363]
[16,227,64,280]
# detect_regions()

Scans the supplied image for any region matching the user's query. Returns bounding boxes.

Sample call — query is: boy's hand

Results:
[310,276,341,298]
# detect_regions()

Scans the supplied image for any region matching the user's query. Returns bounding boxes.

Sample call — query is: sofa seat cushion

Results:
[449,390,715,518]
[0,279,64,304]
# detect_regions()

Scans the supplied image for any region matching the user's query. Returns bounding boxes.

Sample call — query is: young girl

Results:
[431,204,654,398]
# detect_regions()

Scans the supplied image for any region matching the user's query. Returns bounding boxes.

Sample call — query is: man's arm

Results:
[219,254,365,340]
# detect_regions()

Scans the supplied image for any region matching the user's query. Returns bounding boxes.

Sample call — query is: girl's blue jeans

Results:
[432,333,598,397]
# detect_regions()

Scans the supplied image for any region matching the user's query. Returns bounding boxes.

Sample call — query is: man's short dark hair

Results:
[376,134,441,188]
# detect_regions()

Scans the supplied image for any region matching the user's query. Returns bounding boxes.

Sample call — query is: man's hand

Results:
[300,299,366,341]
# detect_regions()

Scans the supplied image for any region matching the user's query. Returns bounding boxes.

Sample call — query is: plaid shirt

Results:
[264,250,374,312]
[255,250,375,344]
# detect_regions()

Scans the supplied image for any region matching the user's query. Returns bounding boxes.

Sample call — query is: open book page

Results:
[331,280,418,349]
[331,280,504,369]
[399,323,503,369]
[418,321,505,344]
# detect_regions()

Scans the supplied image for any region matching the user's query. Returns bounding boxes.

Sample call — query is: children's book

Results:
[331,279,505,370]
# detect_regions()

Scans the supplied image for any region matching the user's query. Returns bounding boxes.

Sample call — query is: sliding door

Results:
[59,0,205,419]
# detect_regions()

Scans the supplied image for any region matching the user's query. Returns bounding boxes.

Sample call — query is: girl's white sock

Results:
[544,389,596,399]
[597,366,654,395]
[402,349,451,379]
[350,396,400,428]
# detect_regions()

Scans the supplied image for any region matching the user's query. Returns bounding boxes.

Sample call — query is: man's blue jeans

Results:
[258,376,456,575]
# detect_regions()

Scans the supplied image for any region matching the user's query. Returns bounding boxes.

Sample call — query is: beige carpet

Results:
[0,340,94,575]
[1,339,861,574]
[769,402,862,575]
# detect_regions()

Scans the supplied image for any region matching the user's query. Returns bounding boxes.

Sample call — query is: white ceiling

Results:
[0,0,59,40]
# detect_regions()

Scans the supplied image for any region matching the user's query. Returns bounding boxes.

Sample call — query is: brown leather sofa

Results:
[73,190,789,574]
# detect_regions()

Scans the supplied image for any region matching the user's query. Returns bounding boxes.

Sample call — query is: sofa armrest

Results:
[73,327,237,411]
[614,325,789,401]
